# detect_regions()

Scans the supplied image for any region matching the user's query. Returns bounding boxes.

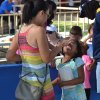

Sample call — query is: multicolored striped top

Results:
[18,27,54,95]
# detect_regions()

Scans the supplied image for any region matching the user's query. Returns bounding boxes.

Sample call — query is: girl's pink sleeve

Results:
[82,55,92,66]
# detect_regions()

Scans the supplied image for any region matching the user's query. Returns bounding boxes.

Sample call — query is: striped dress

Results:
[18,29,54,99]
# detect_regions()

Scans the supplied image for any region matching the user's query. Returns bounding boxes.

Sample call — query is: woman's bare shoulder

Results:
[32,25,45,32]
[31,25,46,37]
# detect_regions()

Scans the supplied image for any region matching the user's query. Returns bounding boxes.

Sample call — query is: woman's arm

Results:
[58,65,84,87]
[36,27,63,63]
[48,42,55,50]
[52,77,60,85]
[6,33,21,62]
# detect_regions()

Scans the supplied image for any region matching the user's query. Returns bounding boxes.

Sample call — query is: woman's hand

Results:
[52,77,60,85]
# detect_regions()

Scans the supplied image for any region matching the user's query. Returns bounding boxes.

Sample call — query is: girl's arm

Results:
[6,33,22,62]
[48,42,55,50]
[87,59,95,70]
[82,34,93,43]
[58,65,84,87]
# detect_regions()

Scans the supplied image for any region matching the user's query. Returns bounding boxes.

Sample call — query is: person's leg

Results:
[3,16,8,22]
[3,16,15,34]
[90,63,97,90]
[85,88,90,100]
[68,0,74,7]
[96,62,100,93]
[10,16,15,34]
[2,16,9,34]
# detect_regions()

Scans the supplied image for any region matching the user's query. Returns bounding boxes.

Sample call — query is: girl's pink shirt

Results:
[82,55,92,88]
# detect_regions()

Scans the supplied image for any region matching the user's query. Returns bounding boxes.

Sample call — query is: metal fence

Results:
[0,13,21,35]
[0,5,94,36]
[55,7,94,33]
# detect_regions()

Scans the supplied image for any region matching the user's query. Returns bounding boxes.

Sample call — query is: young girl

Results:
[52,38,86,100]
[82,43,94,100]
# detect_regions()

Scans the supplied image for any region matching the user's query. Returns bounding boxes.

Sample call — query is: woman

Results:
[46,25,62,46]
[6,0,63,99]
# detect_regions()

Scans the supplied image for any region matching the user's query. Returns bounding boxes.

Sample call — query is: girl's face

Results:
[63,39,78,57]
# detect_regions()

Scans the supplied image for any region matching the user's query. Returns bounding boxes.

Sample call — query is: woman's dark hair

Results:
[70,26,83,37]
[22,0,48,24]
[88,23,94,33]
[46,0,57,26]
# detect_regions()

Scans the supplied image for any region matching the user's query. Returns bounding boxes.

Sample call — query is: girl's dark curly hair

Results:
[74,40,83,58]
[62,38,83,58]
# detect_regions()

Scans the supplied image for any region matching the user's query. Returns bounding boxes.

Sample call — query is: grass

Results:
[53,21,89,36]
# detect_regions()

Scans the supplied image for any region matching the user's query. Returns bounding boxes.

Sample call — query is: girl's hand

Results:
[57,78,65,87]
[58,81,65,87]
